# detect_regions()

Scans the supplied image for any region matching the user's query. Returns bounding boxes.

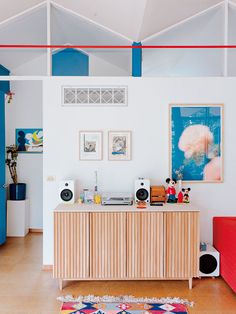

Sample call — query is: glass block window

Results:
[62,86,127,106]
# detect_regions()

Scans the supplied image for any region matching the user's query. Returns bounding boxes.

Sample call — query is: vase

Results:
[9,183,26,200]
[178,179,182,191]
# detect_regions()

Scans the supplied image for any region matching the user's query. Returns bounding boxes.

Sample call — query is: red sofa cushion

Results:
[213,217,236,293]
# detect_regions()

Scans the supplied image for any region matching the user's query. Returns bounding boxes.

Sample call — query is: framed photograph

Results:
[79,131,103,160]
[169,104,223,182]
[15,128,43,153]
[108,131,132,161]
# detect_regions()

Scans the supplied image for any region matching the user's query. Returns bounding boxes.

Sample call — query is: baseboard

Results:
[42,265,53,271]
[29,228,43,233]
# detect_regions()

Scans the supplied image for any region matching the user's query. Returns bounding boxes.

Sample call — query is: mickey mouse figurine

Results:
[166,178,177,203]
[178,188,191,203]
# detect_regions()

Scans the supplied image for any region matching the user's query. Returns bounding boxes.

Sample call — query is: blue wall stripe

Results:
[132,42,142,77]
[0,64,10,94]
[52,48,89,76]
[0,91,6,245]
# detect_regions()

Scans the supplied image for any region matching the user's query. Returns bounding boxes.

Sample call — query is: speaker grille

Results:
[136,188,149,201]
[200,254,218,274]
[60,189,73,202]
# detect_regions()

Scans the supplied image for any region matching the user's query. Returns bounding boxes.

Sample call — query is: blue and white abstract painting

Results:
[16,128,43,153]
[170,105,223,182]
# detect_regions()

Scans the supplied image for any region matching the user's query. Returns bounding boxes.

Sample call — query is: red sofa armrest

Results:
[213,217,236,293]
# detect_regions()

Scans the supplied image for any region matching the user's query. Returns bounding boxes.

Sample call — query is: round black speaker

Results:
[136,188,149,201]
[60,189,73,202]
[200,254,218,274]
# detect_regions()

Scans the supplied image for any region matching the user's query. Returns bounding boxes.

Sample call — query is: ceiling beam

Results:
[47,0,51,76]
[0,1,46,29]
[223,0,228,77]
[50,0,133,43]
[142,1,225,43]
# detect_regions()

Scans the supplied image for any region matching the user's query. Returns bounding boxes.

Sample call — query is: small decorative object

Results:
[78,192,84,204]
[170,104,223,182]
[200,242,207,251]
[166,178,177,203]
[150,185,166,203]
[6,90,15,104]
[5,145,26,200]
[178,188,191,203]
[108,130,131,161]
[182,188,191,203]
[136,200,147,209]
[83,189,94,204]
[79,131,103,160]
[94,193,101,204]
[15,128,43,153]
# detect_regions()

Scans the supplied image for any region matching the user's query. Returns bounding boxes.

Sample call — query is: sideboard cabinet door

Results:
[164,211,200,279]
[127,212,164,278]
[90,212,126,279]
[54,212,90,279]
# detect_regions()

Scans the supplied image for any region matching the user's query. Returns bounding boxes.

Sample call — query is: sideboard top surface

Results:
[54,203,199,213]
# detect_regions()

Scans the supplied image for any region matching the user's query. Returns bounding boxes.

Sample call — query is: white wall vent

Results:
[62,86,127,106]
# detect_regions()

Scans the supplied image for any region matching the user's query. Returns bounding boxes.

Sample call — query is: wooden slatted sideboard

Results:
[53,204,200,290]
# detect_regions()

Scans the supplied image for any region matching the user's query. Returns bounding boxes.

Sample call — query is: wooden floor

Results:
[0,234,236,314]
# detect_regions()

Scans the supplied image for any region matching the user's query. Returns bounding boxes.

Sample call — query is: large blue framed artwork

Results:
[16,129,43,153]
[170,105,223,182]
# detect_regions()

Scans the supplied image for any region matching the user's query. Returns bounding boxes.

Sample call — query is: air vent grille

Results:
[62,86,127,106]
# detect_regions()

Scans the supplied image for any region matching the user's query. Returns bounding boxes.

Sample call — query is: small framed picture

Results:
[15,128,43,153]
[79,131,103,160]
[108,131,132,161]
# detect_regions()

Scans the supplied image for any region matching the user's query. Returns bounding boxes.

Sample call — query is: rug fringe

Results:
[57,295,194,307]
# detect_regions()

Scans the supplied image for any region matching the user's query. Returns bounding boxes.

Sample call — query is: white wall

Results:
[89,53,131,76]
[6,80,43,229]
[43,76,236,265]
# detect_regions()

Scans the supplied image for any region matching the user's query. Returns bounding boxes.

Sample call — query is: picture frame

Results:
[15,128,43,153]
[169,104,224,183]
[79,131,103,161]
[108,131,132,161]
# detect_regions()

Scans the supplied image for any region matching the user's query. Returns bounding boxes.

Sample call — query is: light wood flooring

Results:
[0,233,236,314]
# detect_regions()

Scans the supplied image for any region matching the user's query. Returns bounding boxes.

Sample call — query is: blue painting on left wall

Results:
[16,129,43,153]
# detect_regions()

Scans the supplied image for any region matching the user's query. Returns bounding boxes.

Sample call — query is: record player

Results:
[102,192,133,205]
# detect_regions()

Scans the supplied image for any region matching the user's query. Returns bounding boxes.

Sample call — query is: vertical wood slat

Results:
[90,212,126,279]
[127,212,164,278]
[53,212,90,279]
[164,211,200,278]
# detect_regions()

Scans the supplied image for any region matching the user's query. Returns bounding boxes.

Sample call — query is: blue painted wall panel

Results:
[0,91,6,245]
[132,42,142,77]
[0,64,10,94]
[52,48,89,76]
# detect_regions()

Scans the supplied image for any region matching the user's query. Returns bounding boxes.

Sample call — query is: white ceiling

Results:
[53,0,223,41]
[0,0,225,42]
[0,0,235,74]
[0,6,46,70]
[143,6,224,76]
[0,0,44,23]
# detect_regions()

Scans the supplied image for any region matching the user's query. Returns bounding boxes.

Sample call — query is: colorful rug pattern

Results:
[61,301,188,314]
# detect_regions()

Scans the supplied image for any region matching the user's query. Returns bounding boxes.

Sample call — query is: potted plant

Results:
[5,145,26,200]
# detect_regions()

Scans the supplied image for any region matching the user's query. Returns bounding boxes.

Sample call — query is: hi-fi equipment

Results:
[59,180,75,204]
[135,178,150,203]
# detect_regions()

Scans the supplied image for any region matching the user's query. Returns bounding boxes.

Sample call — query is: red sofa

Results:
[213,217,236,293]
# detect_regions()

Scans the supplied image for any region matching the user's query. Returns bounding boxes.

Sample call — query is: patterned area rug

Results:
[60,301,188,314]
